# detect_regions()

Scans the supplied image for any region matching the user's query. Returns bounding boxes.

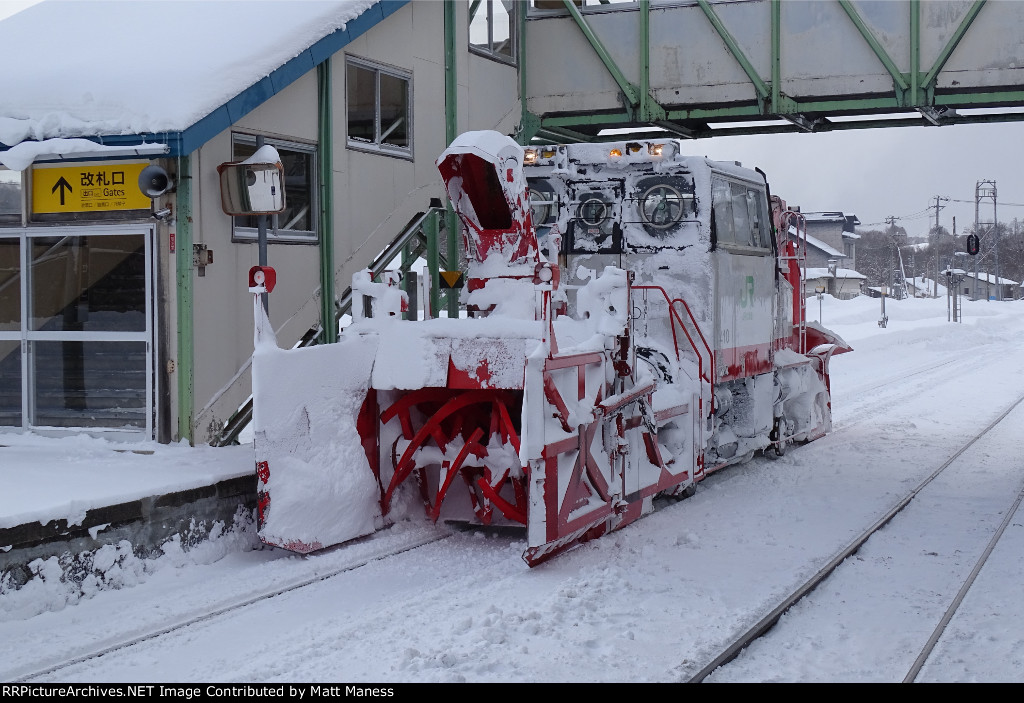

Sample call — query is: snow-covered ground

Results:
[2,292,1024,683]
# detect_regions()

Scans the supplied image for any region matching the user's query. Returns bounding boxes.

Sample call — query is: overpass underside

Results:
[521,0,1024,142]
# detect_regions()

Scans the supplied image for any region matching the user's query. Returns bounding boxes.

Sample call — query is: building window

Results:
[0,169,22,225]
[346,58,412,158]
[231,135,317,244]
[470,0,516,64]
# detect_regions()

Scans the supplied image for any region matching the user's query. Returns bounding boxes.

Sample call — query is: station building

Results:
[0,0,521,445]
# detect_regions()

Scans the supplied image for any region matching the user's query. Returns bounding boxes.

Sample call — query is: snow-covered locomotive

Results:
[248,131,850,566]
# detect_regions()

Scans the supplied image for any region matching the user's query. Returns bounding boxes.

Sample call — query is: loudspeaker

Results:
[138,165,175,198]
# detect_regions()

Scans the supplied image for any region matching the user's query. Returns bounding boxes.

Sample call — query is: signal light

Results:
[966,234,979,256]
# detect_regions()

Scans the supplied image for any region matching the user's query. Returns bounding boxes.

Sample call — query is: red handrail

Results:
[632,285,714,414]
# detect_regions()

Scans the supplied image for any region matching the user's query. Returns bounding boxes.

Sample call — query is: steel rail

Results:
[687,390,1024,683]
[904,468,1024,682]
[5,529,450,683]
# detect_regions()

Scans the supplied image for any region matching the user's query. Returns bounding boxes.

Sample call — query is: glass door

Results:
[0,225,155,436]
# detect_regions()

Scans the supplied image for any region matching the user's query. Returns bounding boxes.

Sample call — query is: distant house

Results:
[955,272,1020,301]
[803,211,860,270]
[906,276,946,298]
[806,267,865,300]
[785,209,865,299]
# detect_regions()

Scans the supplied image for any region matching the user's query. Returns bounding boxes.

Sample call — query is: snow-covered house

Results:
[0,1,521,444]
[803,211,860,270]
[786,220,864,299]
[805,267,866,300]
[955,272,1020,301]
[906,276,946,298]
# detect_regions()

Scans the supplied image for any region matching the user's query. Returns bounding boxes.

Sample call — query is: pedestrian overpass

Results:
[518,0,1024,142]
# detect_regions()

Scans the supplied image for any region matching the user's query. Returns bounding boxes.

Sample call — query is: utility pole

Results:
[885,216,897,298]
[930,195,949,297]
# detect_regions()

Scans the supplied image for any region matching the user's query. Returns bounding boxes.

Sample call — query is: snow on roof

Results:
[802,211,860,224]
[909,277,948,295]
[802,212,844,222]
[787,227,845,258]
[0,0,395,154]
[806,267,866,280]
[961,271,1020,286]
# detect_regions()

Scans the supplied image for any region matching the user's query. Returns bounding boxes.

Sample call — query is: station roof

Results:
[0,1,403,166]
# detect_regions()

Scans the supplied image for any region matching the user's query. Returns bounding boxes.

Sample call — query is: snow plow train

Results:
[249,130,851,566]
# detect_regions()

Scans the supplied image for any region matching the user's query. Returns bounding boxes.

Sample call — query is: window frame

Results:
[0,168,26,226]
[470,0,518,66]
[345,56,413,160]
[230,134,319,245]
[710,175,772,256]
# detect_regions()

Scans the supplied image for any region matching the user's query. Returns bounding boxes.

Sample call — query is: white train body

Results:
[249,131,850,566]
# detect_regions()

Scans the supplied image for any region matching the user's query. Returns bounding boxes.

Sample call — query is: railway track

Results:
[5,318,1022,683]
[4,527,451,683]
[687,390,1024,683]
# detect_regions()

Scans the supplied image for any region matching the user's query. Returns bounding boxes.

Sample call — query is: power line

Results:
[952,198,1024,207]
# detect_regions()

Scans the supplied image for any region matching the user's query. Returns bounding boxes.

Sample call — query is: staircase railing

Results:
[212,205,450,447]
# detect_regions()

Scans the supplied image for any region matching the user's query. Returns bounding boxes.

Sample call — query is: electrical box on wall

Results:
[193,243,213,276]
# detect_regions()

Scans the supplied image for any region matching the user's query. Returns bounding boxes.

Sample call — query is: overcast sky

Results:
[697,119,1024,237]
[2,0,1022,237]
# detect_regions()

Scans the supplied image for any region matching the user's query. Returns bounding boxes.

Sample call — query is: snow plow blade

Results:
[252,319,383,553]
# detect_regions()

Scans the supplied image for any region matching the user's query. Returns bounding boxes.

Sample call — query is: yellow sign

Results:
[32,161,152,214]
[439,271,464,289]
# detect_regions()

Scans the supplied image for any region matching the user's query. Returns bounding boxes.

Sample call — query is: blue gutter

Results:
[0,1,409,158]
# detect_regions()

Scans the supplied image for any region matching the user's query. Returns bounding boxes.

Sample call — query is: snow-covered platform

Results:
[0,433,256,586]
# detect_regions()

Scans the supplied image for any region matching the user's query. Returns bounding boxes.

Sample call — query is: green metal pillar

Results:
[175,154,194,444]
[318,59,337,344]
[771,0,781,113]
[426,208,441,319]
[444,0,460,317]
[517,0,540,144]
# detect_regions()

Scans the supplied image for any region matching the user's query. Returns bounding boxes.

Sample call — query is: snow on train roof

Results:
[528,140,763,180]
[0,0,381,148]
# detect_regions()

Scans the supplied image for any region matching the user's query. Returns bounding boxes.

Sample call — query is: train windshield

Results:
[711,177,771,252]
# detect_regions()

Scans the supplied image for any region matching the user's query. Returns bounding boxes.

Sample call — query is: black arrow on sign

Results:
[51,176,73,206]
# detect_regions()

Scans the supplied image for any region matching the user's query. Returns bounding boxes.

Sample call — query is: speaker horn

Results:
[138,165,175,198]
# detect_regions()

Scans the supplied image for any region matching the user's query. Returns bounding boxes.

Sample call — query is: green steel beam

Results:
[838,0,910,103]
[935,89,1024,106]
[640,0,651,120]
[317,60,336,344]
[444,0,459,317]
[517,0,540,145]
[537,124,595,142]
[175,154,194,444]
[561,0,640,107]
[922,0,987,90]
[910,0,920,105]
[771,0,781,113]
[635,1,669,122]
[696,0,770,103]
[529,0,1020,140]
[540,90,1024,131]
